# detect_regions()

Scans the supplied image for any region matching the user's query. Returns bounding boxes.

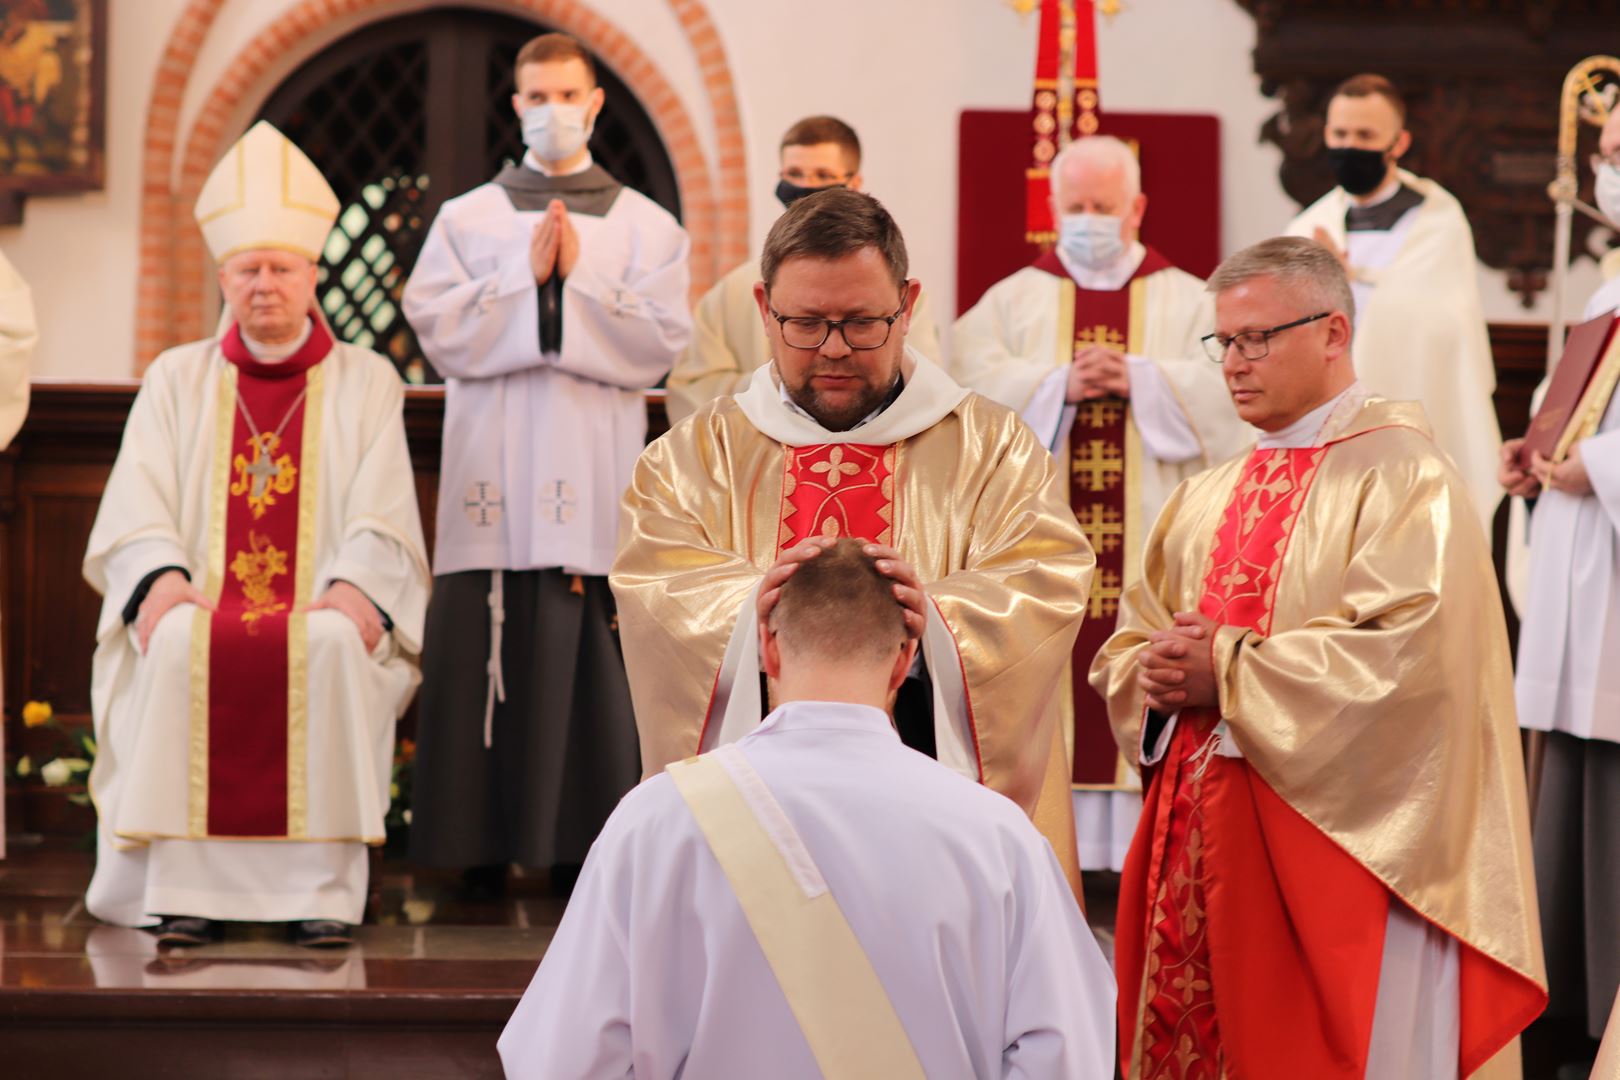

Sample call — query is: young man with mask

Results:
[402,33,691,894]
[1286,73,1502,536]
[664,115,942,423]
[1500,106,1620,1076]
[951,135,1246,874]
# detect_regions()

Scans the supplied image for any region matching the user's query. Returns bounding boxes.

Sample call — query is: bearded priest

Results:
[1092,236,1545,1079]
[82,121,430,948]
[611,189,1096,897]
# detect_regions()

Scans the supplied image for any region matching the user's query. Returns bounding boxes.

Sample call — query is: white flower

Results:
[40,759,72,786]
[62,758,90,774]
[402,809,412,825]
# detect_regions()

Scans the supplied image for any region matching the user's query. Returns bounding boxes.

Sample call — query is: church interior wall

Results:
[0,0,1600,379]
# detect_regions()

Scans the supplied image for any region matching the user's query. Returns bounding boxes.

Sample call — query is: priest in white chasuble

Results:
[82,121,429,946]
[1499,107,1620,1066]
[401,33,690,888]
[952,135,1246,872]
[1092,238,1544,1080]
[664,115,943,424]
[612,189,1096,896]
[1286,73,1502,535]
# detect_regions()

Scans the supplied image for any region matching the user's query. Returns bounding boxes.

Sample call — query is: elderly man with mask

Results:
[402,32,691,895]
[1286,73,1502,536]
[952,134,1245,872]
[83,121,429,948]
[1500,106,1620,1075]
[665,114,942,423]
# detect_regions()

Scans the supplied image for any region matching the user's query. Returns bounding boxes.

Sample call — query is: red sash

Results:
[1032,247,1172,785]
[196,320,330,838]
[1118,446,1543,1078]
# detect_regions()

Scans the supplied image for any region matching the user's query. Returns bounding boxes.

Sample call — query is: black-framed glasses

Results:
[1201,312,1331,363]
[768,296,908,351]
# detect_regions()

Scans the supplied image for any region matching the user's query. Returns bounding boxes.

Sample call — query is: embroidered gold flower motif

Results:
[809,446,861,488]
[229,530,289,631]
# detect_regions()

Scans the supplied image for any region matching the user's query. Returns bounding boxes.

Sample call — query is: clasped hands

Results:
[1499,437,1592,498]
[1066,345,1131,403]
[757,537,928,640]
[1136,611,1220,714]
[136,571,383,655]
[530,198,581,285]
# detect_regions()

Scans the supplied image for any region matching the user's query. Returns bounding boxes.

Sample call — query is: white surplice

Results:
[402,158,691,577]
[1515,274,1620,742]
[497,700,1116,1079]
[1287,169,1503,536]
[82,327,429,926]
[951,243,1248,871]
[664,257,945,424]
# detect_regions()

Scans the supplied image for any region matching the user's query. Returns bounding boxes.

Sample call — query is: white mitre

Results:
[194,120,339,264]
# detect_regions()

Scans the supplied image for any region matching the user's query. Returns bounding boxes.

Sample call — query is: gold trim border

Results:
[188,365,237,836]
[287,364,325,839]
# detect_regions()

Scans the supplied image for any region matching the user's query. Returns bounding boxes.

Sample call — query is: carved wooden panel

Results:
[1238,0,1620,305]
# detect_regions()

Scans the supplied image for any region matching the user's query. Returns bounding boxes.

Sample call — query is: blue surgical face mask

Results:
[522,103,591,163]
[1058,212,1126,271]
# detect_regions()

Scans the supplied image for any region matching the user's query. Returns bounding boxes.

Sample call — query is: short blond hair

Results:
[771,539,907,665]
[1207,236,1355,324]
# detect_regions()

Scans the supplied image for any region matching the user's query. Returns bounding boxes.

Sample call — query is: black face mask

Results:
[1325,145,1394,196]
[776,179,845,208]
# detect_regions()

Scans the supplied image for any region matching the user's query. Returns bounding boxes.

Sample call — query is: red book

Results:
[1518,312,1619,469]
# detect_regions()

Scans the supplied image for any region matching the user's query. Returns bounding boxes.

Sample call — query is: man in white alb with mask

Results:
[402,32,691,893]
[952,135,1245,874]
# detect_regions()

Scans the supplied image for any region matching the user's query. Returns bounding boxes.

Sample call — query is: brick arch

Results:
[135,0,748,370]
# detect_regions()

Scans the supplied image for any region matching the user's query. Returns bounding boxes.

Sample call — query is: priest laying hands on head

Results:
[1092,236,1546,1080]
[82,121,429,952]
[501,539,1116,1079]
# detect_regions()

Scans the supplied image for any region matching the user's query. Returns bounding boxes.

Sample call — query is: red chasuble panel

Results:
[203,323,330,838]
[778,444,896,552]
[956,110,1221,316]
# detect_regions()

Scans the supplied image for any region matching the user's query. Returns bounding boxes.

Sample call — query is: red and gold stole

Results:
[1117,447,1389,1080]
[1031,247,1172,786]
[778,443,896,551]
[187,320,330,839]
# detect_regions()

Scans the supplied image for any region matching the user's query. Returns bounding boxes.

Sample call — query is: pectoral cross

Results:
[244,452,279,503]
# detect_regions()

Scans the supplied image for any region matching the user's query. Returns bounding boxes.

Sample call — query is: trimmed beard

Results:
[783,367,901,432]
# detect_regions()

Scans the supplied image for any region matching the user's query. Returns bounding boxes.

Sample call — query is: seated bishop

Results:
[82,121,431,948]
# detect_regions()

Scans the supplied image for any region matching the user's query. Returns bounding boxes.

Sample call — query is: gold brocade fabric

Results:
[612,393,1096,886]
[1091,399,1546,996]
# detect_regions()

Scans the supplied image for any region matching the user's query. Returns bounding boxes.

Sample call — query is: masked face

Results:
[1596,162,1620,230]
[776,142,857,208]
[1058,212,1127,271]
[523,102,592,163]
[1326,144,1396,197]
[776,178,845,208]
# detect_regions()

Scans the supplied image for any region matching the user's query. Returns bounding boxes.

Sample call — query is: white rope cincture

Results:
[483,568,507,750]
[1188,725,1224,782]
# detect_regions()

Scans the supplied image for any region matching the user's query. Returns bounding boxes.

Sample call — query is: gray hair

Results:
[1050,135,1140,203]
[1206,236,1356,324]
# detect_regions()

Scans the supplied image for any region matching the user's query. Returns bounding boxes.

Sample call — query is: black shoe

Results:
[150,916,220,947]
[290,919,353,948]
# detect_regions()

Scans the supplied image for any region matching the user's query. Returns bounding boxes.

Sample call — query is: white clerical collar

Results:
[1056,240,1146,292]
[753,700,898,741]
[523,149,594,177]
[241,318,313,362]
[776,374,895,432]
[737,347,969,447]
[1257,380,1366,449]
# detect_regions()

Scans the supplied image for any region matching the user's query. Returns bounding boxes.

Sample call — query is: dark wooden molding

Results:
[1237,0,1620,306]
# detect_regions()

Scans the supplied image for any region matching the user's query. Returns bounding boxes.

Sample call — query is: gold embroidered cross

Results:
[1089,568,1122,618]
[1074,324,1126,357]
[1078,400,1124,428]
[1070,439,1123,492]
[1075,503,1123,553]
[230,433,297,519]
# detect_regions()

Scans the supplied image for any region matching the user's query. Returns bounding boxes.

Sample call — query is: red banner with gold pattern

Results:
[778,443,896,551]
[193,321,329,838]
[1027,0,1100,243]
[1119,447,1391,1080]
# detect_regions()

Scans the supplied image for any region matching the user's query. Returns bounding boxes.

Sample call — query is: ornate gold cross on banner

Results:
[231,433,298,519]
[1071,438,1124,491]
[1075,324,1126,353]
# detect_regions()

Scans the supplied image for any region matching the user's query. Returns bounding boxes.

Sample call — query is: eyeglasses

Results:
[768,297,907,351]
[1201,312,1331,363]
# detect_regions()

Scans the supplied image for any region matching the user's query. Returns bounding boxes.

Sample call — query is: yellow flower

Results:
[21,701,52,728]
[15,755,32,778]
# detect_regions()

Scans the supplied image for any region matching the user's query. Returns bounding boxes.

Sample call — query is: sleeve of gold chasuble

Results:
[924,412,1095,813]
[610,421,764,775]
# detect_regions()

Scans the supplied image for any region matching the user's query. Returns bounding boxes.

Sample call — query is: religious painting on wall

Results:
[0,0,106,203]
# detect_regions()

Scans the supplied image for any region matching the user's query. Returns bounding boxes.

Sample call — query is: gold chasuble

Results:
[1029,248,1170,787]
[613,353,1095,894]
[1092,399,1546,1078]
[193,321,329,837]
